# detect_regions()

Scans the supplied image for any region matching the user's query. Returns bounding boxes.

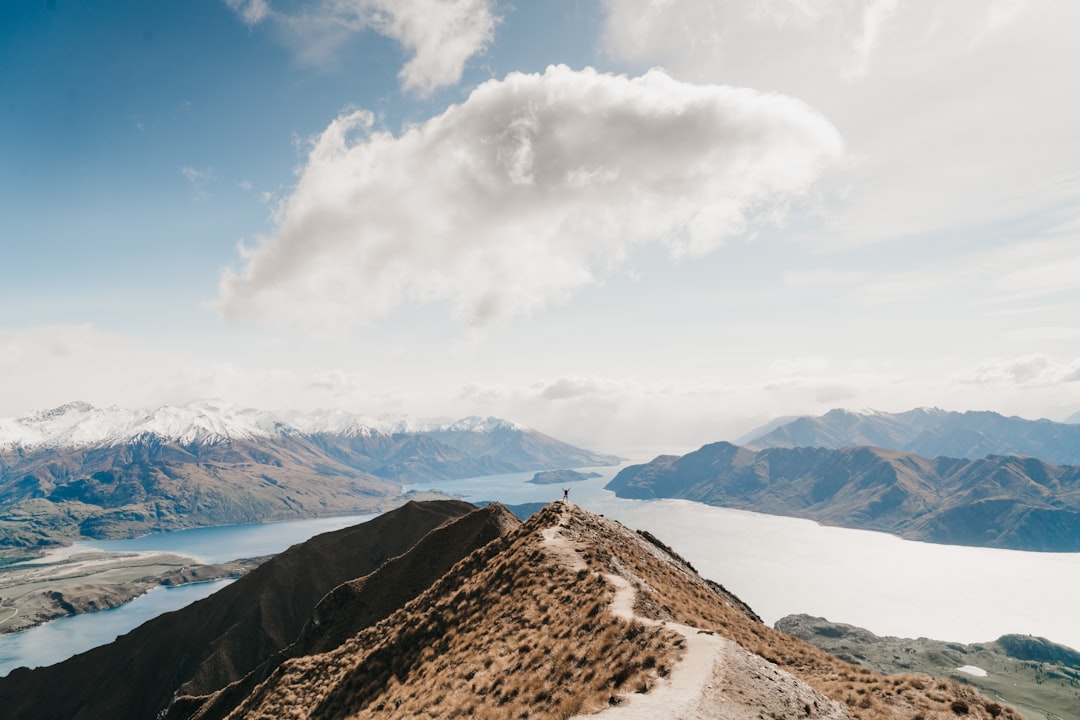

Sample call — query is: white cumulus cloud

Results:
[217,65,843,330]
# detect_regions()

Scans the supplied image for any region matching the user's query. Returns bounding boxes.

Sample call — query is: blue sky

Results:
[2,0,1079,452]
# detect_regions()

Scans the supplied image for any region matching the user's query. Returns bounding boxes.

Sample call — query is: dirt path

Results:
[543,503,851,720]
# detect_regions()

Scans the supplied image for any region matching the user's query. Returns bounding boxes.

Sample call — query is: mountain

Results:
[740,407,1080,465]
[0,502,1020,720]
[606,442,1080,551]
[777,614,1080,720]
[1067,410,1080,424]
[0,401,617,556]
[0,499,489,719]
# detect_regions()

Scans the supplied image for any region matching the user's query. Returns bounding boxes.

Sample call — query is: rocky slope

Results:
[606,442,1080,551]
[777,614,1080,720]
[0,401,617,557]
[741,407,1080,465]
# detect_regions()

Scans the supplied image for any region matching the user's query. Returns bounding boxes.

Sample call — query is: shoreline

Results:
[0,550,263,635]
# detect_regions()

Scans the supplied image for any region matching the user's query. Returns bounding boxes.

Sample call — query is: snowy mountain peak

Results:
[417,415,523,433]
[0,402,527,451]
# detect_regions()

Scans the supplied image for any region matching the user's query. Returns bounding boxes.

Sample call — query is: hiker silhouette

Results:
[562,488,569,501]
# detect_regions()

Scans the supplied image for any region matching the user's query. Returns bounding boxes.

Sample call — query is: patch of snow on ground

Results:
[956,665,988,677]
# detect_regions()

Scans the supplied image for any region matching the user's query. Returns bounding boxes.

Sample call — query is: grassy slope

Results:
[777,614,1080,720]
[214,504,1024,720]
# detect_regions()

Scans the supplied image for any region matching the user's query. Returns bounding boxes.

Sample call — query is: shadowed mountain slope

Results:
[161,504,1018,720]
[0,499,481,720]
[172,502,523,720]
[606,442,1080,551]
[741,407,1080,465]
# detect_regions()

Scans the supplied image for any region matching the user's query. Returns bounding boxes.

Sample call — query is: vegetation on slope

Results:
[777,614,1080,720]
[215,504,682,720]
[0,500,479,720]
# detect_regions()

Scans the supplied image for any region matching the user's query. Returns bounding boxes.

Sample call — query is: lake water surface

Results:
[2,465,1078,676]
[0,579,232,675]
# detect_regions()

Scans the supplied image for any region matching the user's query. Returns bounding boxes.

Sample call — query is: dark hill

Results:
[607,442,1080,551]
[0,499,483,720]
[172,502,521,720]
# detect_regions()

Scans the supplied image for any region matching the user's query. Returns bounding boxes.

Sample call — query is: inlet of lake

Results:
[1,463,1078,677]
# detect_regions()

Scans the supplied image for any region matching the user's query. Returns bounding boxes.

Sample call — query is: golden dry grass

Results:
[225,502,1022,720]
[553,505,1023,720]
[227,504,681,720]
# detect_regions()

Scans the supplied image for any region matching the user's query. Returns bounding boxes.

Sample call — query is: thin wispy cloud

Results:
[181,166,217,200]
[224,0,496,95]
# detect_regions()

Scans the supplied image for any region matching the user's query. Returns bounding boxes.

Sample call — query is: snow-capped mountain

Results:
[0,402,617,556]
[0,401,523,452]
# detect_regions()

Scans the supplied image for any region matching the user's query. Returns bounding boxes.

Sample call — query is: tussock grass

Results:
[552,506,1023,720]
[228,504,680,719]
[226,503,1020,720]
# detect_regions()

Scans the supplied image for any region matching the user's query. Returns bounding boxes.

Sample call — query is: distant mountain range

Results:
[607,442,1080,551]
[0,401,617,556]
[740,407,1080,465]
[0,501,1017,720]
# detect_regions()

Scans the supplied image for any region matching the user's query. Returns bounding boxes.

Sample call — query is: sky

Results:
[2,0,1079,454]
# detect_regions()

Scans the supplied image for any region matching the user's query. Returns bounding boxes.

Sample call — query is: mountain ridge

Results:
[0,400,539,452]
[0,402,616,557]
[0,499,485,720]
[6,500,1023,720]
[606,441,1080,551]
[740,407,1080,465]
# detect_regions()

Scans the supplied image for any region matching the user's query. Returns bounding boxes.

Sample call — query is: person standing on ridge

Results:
[562,488,569,502]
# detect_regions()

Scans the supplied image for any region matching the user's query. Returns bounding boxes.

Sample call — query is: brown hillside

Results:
[0,499,479,720]
[173,501,522,720]
[195,503,1020,720]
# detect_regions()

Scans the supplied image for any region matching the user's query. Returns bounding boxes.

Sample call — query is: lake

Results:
[0,579,233,676]
[1,465,1078,676]
[24,511,381,565]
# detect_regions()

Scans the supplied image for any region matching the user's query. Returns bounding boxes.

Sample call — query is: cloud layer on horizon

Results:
[217,65,843,330]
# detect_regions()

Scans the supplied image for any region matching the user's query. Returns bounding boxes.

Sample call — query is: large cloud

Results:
[225,0,496,95]
[217,65,843,329]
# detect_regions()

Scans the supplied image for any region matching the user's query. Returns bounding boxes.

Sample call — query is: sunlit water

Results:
[2,464,1078,676]
[0,579,232,675]
[407,464,1080,652]
[24,511,381,565]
